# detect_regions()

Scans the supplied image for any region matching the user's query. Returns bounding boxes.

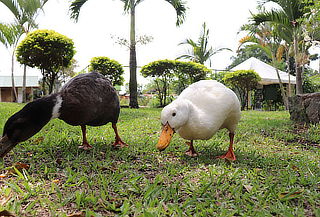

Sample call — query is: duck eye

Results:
[172,112,176,117]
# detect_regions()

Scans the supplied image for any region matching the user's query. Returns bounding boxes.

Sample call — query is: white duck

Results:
[157,80,241,161]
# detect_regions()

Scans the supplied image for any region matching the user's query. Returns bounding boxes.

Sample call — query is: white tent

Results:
[231,57,296,85]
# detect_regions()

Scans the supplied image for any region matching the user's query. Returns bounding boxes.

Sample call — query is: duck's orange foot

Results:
[185,141,198,157]
[112,139,128,148]
[216,150,236,161]
[78,142,93,150]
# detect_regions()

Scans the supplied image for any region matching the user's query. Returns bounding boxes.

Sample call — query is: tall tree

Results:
[16,29,75,94]
[177,22,231,67]
[0,23,23,102]
[0,0,48,102]
[252,0,311,94]
[69,0,186,108]
[238,23,290,109]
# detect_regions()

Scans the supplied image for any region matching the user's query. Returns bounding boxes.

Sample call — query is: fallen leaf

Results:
[32,137,44,144]
[0,174,7,179]
[52,179,60,184]
[67,212,85,217]
[279,191,303,200]
[6,162,30,176]
[0,210,15,216]
[13,162,30,170]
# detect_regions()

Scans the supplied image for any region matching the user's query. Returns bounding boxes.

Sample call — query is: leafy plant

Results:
[16,29,75,94]
[223,70,261,110]
[141,59,211,106]
[89,56,125,86]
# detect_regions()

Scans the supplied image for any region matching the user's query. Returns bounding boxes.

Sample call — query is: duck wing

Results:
[59,72,120,126]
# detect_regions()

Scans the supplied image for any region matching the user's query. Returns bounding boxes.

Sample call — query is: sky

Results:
[0,0,318,85]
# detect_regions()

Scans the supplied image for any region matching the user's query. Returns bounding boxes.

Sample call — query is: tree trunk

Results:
[294,34,303,94]
[286,49,292,97]
[11,52,18,102]
[41,70,47,96]
[129,2,139,108]
[275,67,289,109]
[272,55,288,109]
[22,64,27,102]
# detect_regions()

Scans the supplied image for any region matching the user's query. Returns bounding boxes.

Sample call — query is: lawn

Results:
[0,102,319,216]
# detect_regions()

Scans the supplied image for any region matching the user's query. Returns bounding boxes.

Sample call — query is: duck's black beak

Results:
[157,123,175,151]
[0,135,15,158]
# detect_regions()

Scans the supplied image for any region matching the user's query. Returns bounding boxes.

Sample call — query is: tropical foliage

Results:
[177,22,231,66]
[69,0,187,108]
[0,23,23,101]
[238,23,291,109]
[223,70,261,110]
[251,0,313,94]
[141,59,211,106]
[89,56,125,86]
[16,29,75,94]
[0,0,49,102]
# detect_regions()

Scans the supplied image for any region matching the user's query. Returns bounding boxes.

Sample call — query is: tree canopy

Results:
[223,70,261,110]
[88,56,125,86]
[141,59,211,106]
[16,29,75,94]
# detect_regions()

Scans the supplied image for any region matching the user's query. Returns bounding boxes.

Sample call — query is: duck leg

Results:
[112,123,127,148]
[79,125,93,150]
[216,132,236,161]
[185,140,198,157]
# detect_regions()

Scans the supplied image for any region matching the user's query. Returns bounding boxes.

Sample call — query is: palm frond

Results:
[164,0,187,26]
[252,10,290,27]
[176,54,196,61]
[0,0,22,20]
[69,0,89,21]
[0,23,23,48]
[178,38,197,47]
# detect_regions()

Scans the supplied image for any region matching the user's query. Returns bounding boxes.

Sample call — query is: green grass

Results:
[0,102,319,216]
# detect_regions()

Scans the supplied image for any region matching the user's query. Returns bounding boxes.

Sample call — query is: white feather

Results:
[51,95,63,119]
[161,80,241,141]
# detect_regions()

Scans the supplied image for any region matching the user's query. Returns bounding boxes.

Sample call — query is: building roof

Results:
[0,75,39,87]
[231,57,296,85]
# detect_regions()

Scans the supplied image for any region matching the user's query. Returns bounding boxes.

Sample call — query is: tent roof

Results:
[231,57,296,85]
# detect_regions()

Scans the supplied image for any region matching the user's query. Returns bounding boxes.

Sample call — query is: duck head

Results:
[0,114,34,157]
[0,115,24,157]
[0,107,51,158]
[157,99,190,151]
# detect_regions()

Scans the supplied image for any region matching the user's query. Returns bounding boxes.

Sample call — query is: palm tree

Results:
[251,0,311,94]
[69,0,187,108]
[239,23,290,108]
[0,0,48,102]
[177,22,231,67]
[0,23,23,102]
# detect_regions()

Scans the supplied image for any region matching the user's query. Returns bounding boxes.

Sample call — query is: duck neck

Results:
[23,93,62,125]
[3,93,62,145]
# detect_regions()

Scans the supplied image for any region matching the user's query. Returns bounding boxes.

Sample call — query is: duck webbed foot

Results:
[216,132,236,161]
[112,138,128,148]
[216,149,236,161]
[79,125,93,150]
[78,142,93,150]
[185,140,198,157]
[112,123,128,148]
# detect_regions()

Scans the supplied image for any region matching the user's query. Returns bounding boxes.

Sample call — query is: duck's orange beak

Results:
[157,123,175,151]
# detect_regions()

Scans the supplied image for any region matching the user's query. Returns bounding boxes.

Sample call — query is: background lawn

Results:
[0,102,319,216]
